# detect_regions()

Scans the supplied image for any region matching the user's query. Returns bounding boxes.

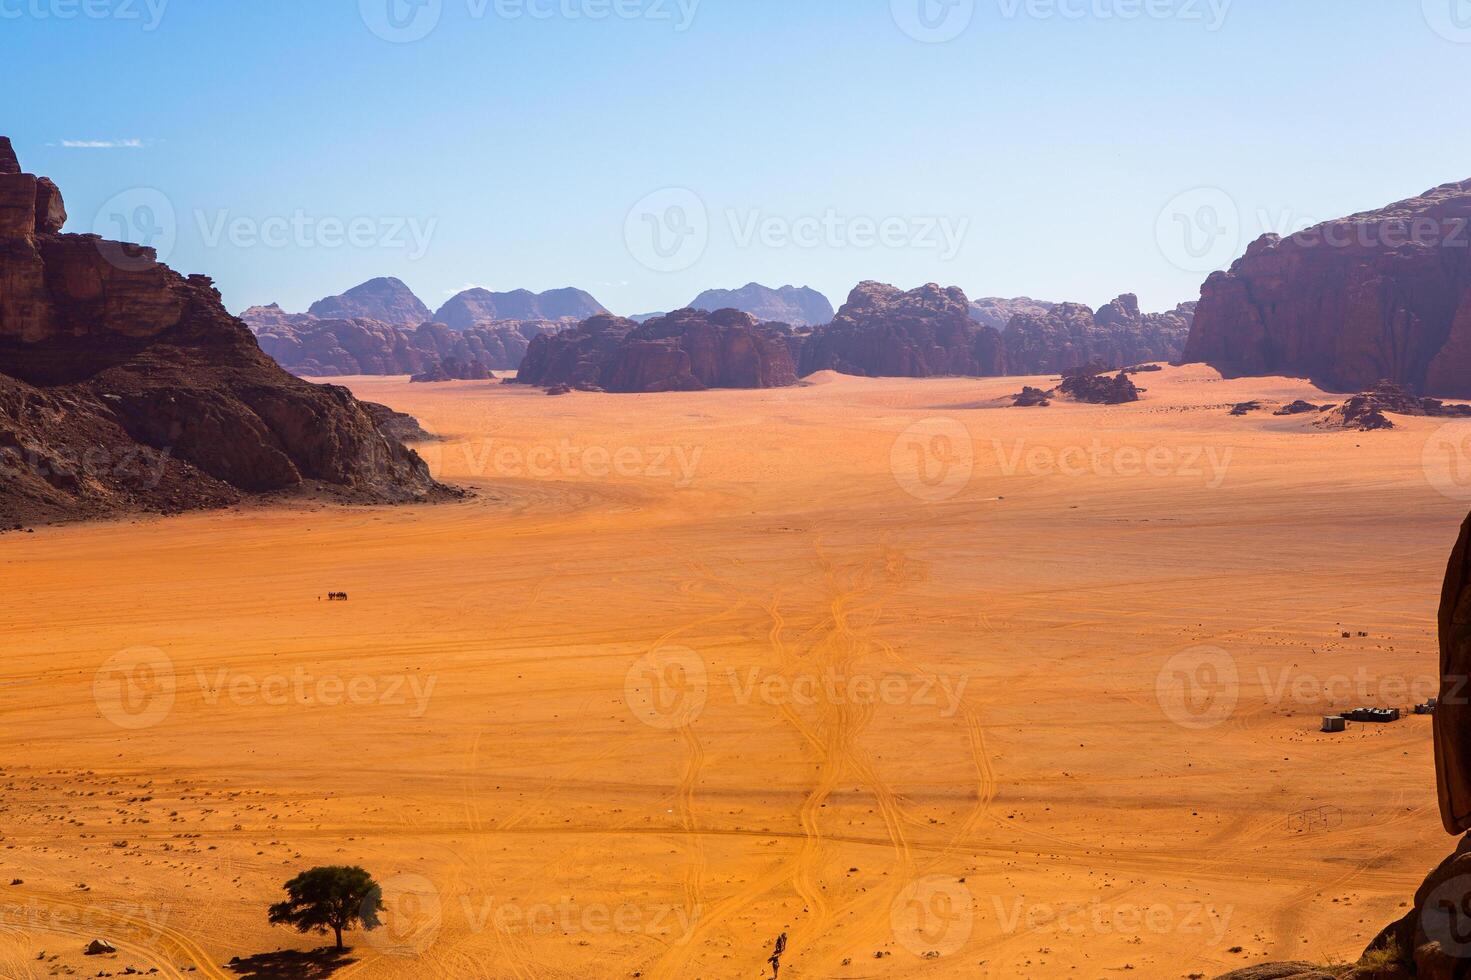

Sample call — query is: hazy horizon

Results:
[6,0,1471,316]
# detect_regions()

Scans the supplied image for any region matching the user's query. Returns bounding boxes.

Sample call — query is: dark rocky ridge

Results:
[516,308,799,393]
[689,283,834,328]
[306,276,430,328]
[1185,177,1471,397]
[431,286,605,330]
[0,137,447,525]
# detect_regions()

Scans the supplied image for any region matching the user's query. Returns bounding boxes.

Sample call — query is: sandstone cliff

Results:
[0,137,446,526]
[1185,178,1471,396]
[516,308,799,393]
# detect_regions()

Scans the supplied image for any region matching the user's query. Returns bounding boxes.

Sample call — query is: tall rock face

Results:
[688,283,835,328]
[968,296,1057,332]
[516,308,799,393]
[242,305,564,376]
[432,287,605,330]
[306,277,431,328]
[797,282,1007,378]
[1005,294,1195,374]
[1184,178,1471,396]
[0,139,446,525]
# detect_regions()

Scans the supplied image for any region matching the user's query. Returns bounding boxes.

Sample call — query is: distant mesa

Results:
[1184,176,1471,397]
[243,304,562,378]
[967,296,1056,332]
[688,283,834,328]
[516,308,799,393]
[307,276,431,329]
[0,137,448,526]
[1004,294,1195,376]
[789,282,1190,382]
[431,286,606,331]
[797,281,1008,378]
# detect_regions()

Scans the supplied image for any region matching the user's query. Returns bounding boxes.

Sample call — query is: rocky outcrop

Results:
[411,356,492,383]
[1004,294,1194,375]
[1184,178,1471,397]
[243,308,564,376]
[431,287,605,330]
[306,277,430,328]
[1313,380,1471,432]
[516,308,799,393]
[797,282,1007,378]
[689,283,834,327]
[1056,365,1141,404]
[968,295,1056,331]
[0,138,447,526]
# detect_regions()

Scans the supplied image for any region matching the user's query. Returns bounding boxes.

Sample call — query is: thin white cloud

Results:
[60,139,145,149]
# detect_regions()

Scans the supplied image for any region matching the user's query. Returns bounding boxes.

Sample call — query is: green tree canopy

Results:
[268,866,383,952]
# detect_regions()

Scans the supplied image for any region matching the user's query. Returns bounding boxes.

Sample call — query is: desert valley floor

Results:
[1,365,1463,980]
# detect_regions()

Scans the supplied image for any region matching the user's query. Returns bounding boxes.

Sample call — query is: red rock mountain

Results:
[306,277,431,328]
[797,282,1008,378]
[516,308,799,393]
[1185,178,1471,396]
[0,137,446,525]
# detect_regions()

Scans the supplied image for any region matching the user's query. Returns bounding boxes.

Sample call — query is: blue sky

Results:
[4,0,1469,318]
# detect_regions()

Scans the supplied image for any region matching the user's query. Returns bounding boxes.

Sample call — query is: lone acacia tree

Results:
[268,866,383,952]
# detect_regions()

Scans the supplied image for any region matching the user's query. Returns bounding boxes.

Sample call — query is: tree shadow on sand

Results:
[227,949,358,979]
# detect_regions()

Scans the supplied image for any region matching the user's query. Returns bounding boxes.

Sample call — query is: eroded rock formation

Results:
[0,138,446,525]
[516,308,799,393]
[797,282,1007,378]
[1185,178,1471,397]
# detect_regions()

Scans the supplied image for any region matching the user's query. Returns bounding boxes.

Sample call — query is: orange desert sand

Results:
[2,365,1465,980]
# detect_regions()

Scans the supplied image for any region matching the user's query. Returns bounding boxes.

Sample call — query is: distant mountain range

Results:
[307,277,431,328]
[431,287,607,330]
[632,283,835,327]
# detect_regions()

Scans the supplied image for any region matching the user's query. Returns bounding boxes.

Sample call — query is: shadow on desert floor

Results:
[227,948,358,978]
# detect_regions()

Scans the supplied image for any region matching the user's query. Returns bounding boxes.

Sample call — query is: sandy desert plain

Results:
[1,364,1465,980]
